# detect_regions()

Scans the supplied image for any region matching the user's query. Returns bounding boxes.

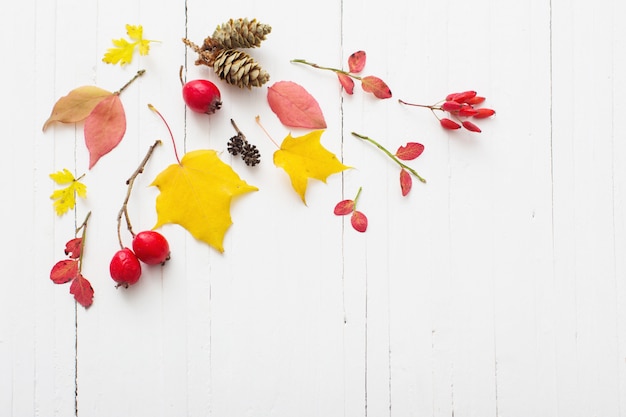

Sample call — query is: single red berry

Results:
[473,108,496,119]
[440,118,461,130]
[462,120,482,132]
[465,96,486,105]
[458,105,479,117]
[132,230,170,265]
[109,248,142,288]
[442,100,463,112]
[182,79,222,114]
[446,90,477,103]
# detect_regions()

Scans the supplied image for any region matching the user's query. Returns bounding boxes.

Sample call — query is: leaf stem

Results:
[353,186,363,210]
[115,69,146,95]
[116,140,162,249]
[255,115,280,149]
[148,104,181,165]
[290,59,361,80]
[75,211,92,273]
[351,132,426,183]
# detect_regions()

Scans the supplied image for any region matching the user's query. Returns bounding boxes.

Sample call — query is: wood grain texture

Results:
[1,0,625,416]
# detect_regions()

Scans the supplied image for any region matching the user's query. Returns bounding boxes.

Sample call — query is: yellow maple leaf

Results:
[49,169,87,216]
[151,150,258,252]
[103,24,155,65]
[273,130,350,204]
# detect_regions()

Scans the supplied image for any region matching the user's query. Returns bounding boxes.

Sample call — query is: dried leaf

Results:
[400,168,412,196]
[151,150,258,253]
[360,76,392,99]
[273,130,350,204]
[42,86,112,131]
[348,51,366,73]
[70,274,94,308]
[337,74,355,95]
[50,259,79,284]
[396,142,424,161]
[351,211,368,232]
[267,81,327,129]
[64,238,83,259]
[334,199,355,215]
[84,94,126,169]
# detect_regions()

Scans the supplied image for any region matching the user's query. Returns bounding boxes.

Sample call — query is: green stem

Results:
[353,186,363,210]
[75,211,92,273]
[351,132,426,183]
[290,59,361,80]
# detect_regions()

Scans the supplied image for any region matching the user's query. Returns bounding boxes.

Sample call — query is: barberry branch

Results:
[290,59,360,80]
[351,132,426,183]
[116,140,161,249]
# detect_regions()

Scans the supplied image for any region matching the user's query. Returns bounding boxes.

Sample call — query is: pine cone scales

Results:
[212,18,271,49]
[213,49,269,89]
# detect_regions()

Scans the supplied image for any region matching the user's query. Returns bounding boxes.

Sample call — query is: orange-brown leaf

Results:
[42,86,113,131]
[348,51,366,73]
[361,76,392,99]
[50,259,79,284]
[84,94,126,169]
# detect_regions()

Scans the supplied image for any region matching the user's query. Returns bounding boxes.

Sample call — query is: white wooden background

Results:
[2,0,625,416]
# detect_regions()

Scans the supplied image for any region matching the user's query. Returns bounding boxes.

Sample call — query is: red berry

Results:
[440,118,461,130]
[109,248,142,288]
[473,108,496,119]
[132,231,170,265]
[462,120,482,132]
[182,79,222,114]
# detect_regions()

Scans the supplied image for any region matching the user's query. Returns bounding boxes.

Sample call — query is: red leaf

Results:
[84,94,126,169]
[351,211,368,232]
[70,274,94,308]
[400,169,412,196]
[64,238,82,259]
[396,142,424,161]
[267,81,327,129]
[334,199,355,215]
[337,73,355,94]
[473,108,495,119]
[440,118,461,130]
[462,120,482,132]
[348,51,366,73]
[50,259,79,284]
[360,76,392,99]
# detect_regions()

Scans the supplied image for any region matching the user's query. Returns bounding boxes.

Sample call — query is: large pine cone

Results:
[212,18,271,49]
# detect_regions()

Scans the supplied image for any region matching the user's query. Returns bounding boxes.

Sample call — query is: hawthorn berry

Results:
[109,248,142,288]
[182,79,222,114]
[132,230,170,265]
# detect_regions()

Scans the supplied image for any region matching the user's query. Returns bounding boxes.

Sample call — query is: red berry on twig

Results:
[132,230,170,265]
[110,248,142,288]
[440,118,461,130]
[462,120,482,132]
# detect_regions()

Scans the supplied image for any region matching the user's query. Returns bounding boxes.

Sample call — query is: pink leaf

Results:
[84,94,126,169]
[351,211,368,232]
[70,274,94,308]
[360,76,392,99]
[50,259,79,284]
[337,73,355,95]
[400,169,412,196]
[348,51,366,73]
[334,199,355,215]
[267,81,327,129]
[396,142,424,161]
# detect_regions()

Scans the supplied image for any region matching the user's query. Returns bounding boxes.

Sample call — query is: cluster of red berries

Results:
[110,230,170,288]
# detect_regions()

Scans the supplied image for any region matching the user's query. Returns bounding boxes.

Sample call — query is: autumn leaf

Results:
[351,211,368,233]
[396,143,424,161]
[361,76,392,99]
[151,150,258,253]
[348,51,366,73]
[337,73,355,95]
[50,259,79,284]
[400,169,412,196]
[84,94,126,169]
[267,81,327,129]
[64,238,82,259]
[103,24,156,65]
[50,169,87,216]
[274,130,350,204]
[70,274,94,308]
[42,86,112,131]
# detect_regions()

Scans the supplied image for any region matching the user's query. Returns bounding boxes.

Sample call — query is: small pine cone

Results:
[212,18,271,49]
[227,133,245,156]
[213,49,270,88]
[241,143,261,166]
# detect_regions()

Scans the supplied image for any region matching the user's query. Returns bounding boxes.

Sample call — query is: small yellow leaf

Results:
[49,169,87,216]
[42,86,112,131]
[102,24,156,66]
[273,130,350,204]
[151,150,257,252]
[125,24,143,41]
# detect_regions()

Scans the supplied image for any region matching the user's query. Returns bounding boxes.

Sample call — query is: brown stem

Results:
[75,211,92,273]
[116,140,162,249]
[115,69,146,95]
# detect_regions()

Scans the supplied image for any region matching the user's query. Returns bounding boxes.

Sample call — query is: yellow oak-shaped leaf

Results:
[49,169,87,216]
[103,24,155,65]
[42,86,112,131]
[151,150,258,252]
[273,130,350,204]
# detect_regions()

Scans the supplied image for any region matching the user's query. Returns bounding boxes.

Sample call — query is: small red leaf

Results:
[462,120,482,132]
[70,274,94,308]
[396,142,424,161]
[473,108,496,119]
[337,73,355,94]
[348,51,366,73]
[267,81,327,129]
[50,259,79,284]
[360,76,392,99]
[64,238,82,259]
[400,169,412,196]
[334,199,355,215]
[440,118,461,130]
[84,94,126,169]
[351,211,368,232]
